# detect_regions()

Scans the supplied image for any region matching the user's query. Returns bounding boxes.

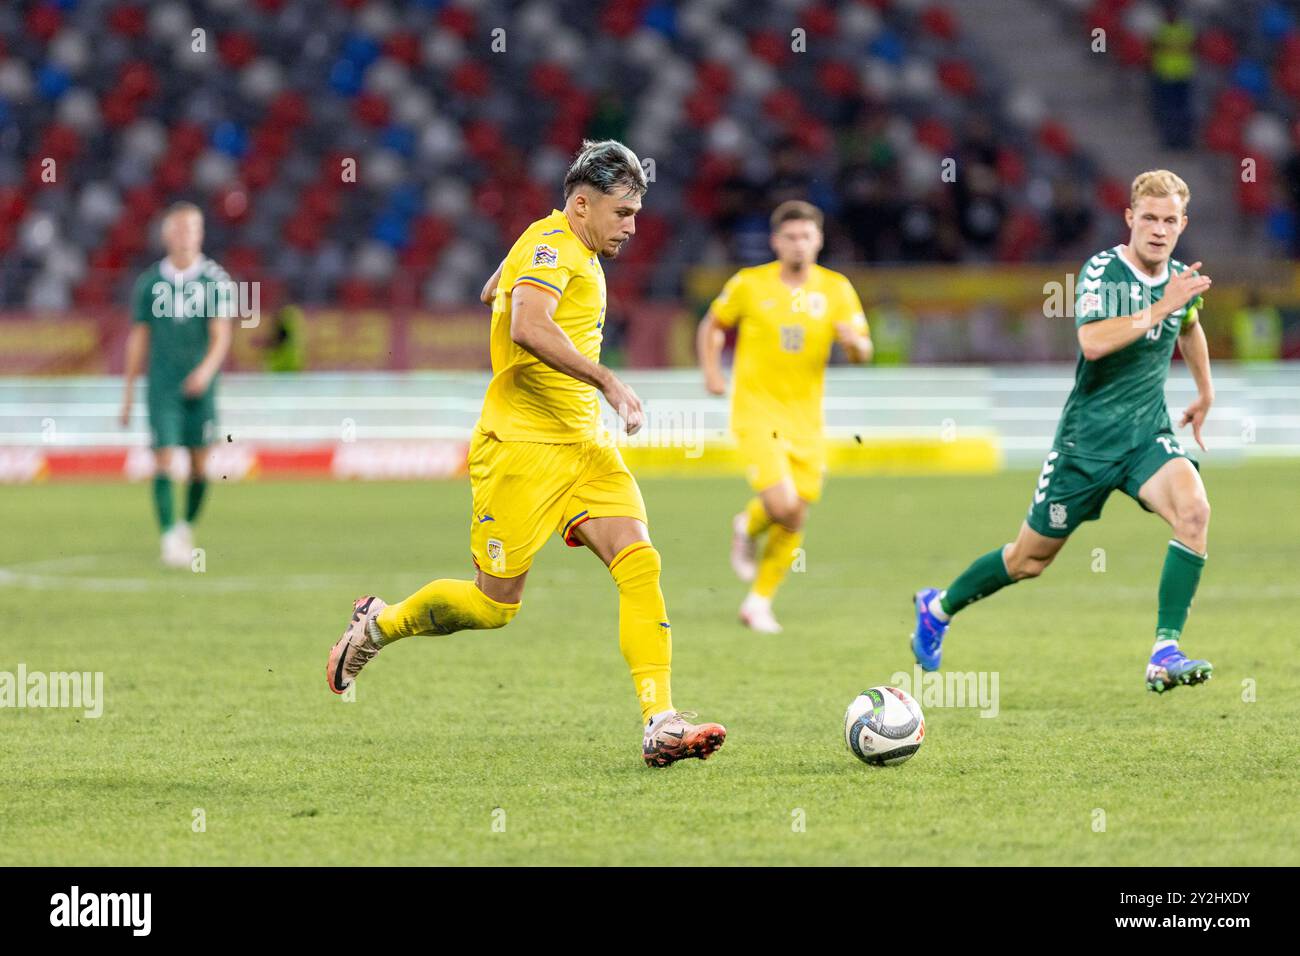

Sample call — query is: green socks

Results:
[939,547,1015,617]
[186,479,208,523]
[936,539,1206,639]
[1156,540,1206,641]
[154,474,208,532]
[152,475,174,531]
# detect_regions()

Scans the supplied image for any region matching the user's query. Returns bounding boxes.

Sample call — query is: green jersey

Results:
[1053,246,1204,460]
[131,256,234,394]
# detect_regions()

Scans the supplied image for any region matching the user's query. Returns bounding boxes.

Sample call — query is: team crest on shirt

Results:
[486,538,505,569]
[1048,502,1068,530]
[532,244,558,267]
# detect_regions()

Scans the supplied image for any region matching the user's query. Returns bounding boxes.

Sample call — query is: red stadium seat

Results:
[268,91,309,129]
[1115,29,1149,69]
[920,6,958,42]
[749,30,789,67]
[697,61,733,97]
[107,5,147,39]
[685,89,724,128]
[384,33,421,67]
[240,152,279,191]
[600,1,645,39]
[995,147,1027,187]
[0,186,27,225]
[915,117,955,153]
[169,123,208,160]
[39,124,80,164]
[218,33,259,69]
[26,5,62,43]
[818,61,860,99]
[1095,178,1128,214]
[1037,120,1074,157]
[531,63,575,101]
[1204,112,1244,153]
[937,59,979,98]
[353,91,390,127]
[806,5,839,38]
[451,61,491,98]
[1198,28,1237,68]
[438,5,477,40]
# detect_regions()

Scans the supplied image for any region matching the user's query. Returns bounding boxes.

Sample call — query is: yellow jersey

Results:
[477,209,607,443]
[710,261,868,444]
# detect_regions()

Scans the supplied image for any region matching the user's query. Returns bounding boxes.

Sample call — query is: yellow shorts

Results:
[736,429,826,503]
[467,429,648,578]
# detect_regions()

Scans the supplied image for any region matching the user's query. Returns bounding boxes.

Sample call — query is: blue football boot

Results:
[1146,643,1213,693]
[910,588,948,672]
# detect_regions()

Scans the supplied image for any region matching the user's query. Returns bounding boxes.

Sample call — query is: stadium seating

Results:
[1053,0,1297,244]
[0,0,1111,313]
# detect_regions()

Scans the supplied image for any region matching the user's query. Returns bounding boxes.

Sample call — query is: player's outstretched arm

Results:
[510,283,643,433]
[120,323,150,426]
[1177,317,1214,451]
[1077,264,1211,361]
[696,310,728,395]
[836,322,873,363]
[182,317,233,398]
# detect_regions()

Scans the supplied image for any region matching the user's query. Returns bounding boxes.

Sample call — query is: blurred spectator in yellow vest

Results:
[264,305,305,372]
[1232,292,1282,361]
[866,291,914,366]
[1151,3,1196,150]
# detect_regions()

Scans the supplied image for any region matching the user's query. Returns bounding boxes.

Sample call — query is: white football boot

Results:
[730,512,758,582]
[739,591,782,634]
[160,525,190,568]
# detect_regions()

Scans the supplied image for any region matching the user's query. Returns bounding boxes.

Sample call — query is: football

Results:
[844,686,926,766]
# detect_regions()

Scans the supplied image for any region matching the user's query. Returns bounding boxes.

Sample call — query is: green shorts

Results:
[1025,433,1198,538]
[149,391,216,449]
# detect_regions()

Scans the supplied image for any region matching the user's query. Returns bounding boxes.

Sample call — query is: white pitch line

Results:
[0,554,433,593]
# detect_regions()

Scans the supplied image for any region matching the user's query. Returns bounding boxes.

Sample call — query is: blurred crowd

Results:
[0,0,1119,312]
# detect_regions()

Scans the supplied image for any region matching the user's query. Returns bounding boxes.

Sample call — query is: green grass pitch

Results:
[3,463,1297,865]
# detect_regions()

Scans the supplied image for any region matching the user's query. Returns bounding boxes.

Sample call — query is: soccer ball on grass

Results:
[844,686,925,766]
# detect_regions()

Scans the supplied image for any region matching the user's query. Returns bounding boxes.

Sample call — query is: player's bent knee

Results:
[774,511,805,532]
[1009,561,1041,581]
[486,601,519,629]
[610,542,661,590]
[769,501,805,529]
[474,589,520,629]
[1174,499,1210,546]
[1006,549,1053,580]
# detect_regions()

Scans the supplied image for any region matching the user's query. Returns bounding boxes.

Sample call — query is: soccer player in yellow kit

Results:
[327,140,725,768]
[698,201,873,633]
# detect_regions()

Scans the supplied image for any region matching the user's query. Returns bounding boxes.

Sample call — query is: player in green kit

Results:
[120,203,234,567]
[910,170,1217,693]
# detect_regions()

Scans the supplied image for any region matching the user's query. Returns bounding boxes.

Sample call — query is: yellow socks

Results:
[609,542,673,723]
[754,524,803,599]
[374,578,519,644]
[745,496,772,537]
[371,547,676,726]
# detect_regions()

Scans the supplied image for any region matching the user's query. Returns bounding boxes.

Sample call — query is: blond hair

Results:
[1131,170,1190,211]
[770,200,823,233]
